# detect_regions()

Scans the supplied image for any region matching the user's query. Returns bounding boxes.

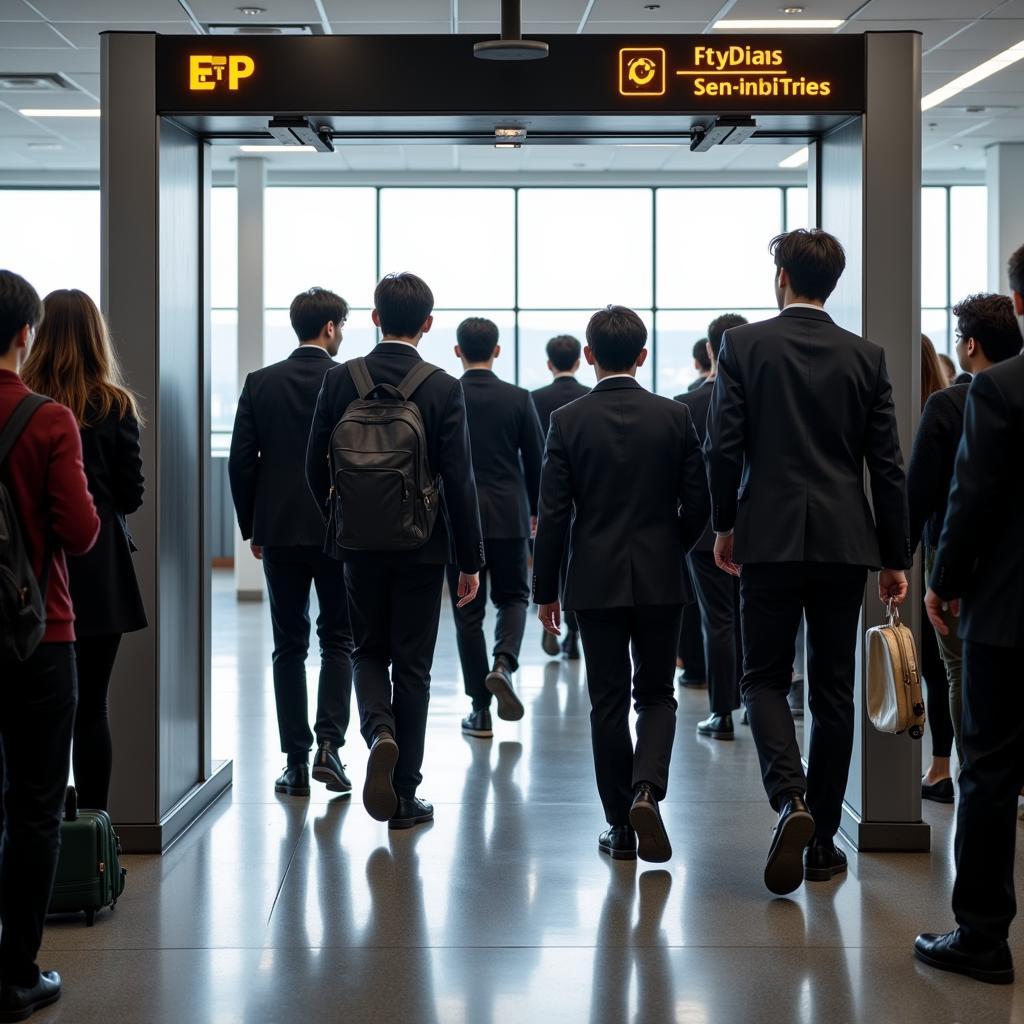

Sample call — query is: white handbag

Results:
[866,600,925,738]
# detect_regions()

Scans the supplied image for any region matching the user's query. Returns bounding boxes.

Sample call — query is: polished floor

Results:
[35,572,1024,1022]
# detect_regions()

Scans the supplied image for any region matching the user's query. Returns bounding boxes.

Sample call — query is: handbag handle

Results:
[886,598,901,627]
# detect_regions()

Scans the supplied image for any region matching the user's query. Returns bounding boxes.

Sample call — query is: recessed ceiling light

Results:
[778,146,809,168]
[713,19,844,29]
[237,5,266,13]
[238,144,317,152]
[19,107,100,118]
[780,5,805,13]
[921,38,1024,111]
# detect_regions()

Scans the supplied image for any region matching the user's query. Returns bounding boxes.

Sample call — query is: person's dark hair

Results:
[1009,243,1024,297]
[585,305,647,372]
[374,272,434,338]
[546,334,581,372]
[692,338,711,372]
[936,351,957,385]
[289,287,349,343]
[953,293,1023,364]
[0,269,43,358]
[769,228,846,302]
[707,314,748,360]
[920,334,946,410]
[456,317,499,362]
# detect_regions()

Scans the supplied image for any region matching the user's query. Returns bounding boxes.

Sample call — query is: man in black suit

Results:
[915,243,1024,985]
[531,334,589,661]
[229,287,354,799]
[706,229,911,896]
[535,306,708,863]
[448,317,544,738]
[675,314,747,740]
[306,273,484,830]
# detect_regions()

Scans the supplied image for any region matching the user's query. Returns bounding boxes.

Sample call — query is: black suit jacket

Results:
[461,369,544,540]
[531,376,590,433]
[229,346,334,548]
[706,307,911,570]
[306,342,485,572]
[931,355,1024,647]
[66,405,147,636]
[674,380,714,553]
[533,377,709,610]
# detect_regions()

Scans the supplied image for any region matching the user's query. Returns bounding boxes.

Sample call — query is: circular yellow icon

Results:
[628,56,657,87]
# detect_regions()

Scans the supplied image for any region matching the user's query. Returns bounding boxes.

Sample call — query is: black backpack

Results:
[0,394,52,662]
[329,357,443,551]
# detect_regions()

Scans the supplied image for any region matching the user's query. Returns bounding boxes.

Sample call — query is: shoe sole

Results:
[764,810,815,895]
[388,812,434,831]
[914,947,1015,985]
[274,784,310,797]
[485,673,525,722]
[311,766,353,796]
[363,737,400,822]
[542,633,561,657]
[804,860,848,882]
[697,728,735,741]
[599,842,638,861]
[461,727,494,739]
[0,988,61,1022]
[629,801,672,863]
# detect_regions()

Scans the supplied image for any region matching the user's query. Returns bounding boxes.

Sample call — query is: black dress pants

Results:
[0,642,77,988]
[576,605,682,827]
[740,562,867,838]
[73,633,121,810]
[952,641,1024,946]
[344,560,445,797]
[447,538,529,710]
[262,546,353,765]
[687,549,742,715]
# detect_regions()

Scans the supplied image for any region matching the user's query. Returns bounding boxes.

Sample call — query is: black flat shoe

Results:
[485,656,525,722]
[0,970,62,1022]
[804,835,848,881]
[599,825,637,861]
[274,763,310,797]
[363,730,399,822]
[462,708,493,738]
[561,632,581,661]
[922,777,955,804]
[697,713,734,740]
[542,630,561,657]
[764,794,815,895]
[678,673,707,689]
[629,783,672,863]
[311,740,352,795]
[389,796,434,830]
[914,929,1014,985]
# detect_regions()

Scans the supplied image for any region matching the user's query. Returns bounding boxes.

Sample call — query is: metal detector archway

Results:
[100,30,924,853]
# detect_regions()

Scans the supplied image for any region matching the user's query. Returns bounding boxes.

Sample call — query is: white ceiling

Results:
[0,0,1022,178]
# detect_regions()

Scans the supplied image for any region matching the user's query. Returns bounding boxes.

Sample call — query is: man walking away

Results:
[535,306,708,863]
[229,287,355,799]
[306,273,483,830]
[706,229,911,896]
[449,317,544,738]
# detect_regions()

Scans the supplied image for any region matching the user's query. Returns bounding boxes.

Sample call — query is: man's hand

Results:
[538,601,561,637]
[530,515,538,540]
[925,587,960,636]
[714,533,741,577]
[457,572,480,608]
[878,568,908,606]
[250,544,263,560]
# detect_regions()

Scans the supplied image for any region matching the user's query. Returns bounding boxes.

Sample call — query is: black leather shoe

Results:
[274,763,310,797]
[764,794,815,895]
[914,929,1014,985]
[389,796,434,830]
[0,970,62,1022]
[922,777,955,804]
[462,708,493,738]
[561,631,581,661]
[599,825,637,861]
[678,673,707,689]
[697,713,734,740]
[629,783,672,863]
[804,835,848,881]
[485,655,525,722]
[363,729,399,822]
[311,740,352,795]
[541,630,560,657]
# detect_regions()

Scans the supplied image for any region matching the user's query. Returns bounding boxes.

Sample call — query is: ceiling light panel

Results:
[922,38,1024,111]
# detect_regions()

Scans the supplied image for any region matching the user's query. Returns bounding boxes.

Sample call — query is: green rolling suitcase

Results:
[48,787,127,927]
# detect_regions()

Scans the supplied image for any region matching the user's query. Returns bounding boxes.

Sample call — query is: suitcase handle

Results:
[64,786,78,822]
[886,598,902,627]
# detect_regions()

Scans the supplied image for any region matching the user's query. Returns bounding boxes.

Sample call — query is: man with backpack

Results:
[306,272,483,830]
[0,269,99,1020]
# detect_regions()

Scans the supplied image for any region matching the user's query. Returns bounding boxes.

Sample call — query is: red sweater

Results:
[0,370,100,643]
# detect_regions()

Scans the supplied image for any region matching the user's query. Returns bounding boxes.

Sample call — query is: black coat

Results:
[66,405,147,636]
[306,342,485,572]
[533,377,708,611]
[674,379,714,552]
[531,376,590,434]
[931,355,1024,648]
[706,307,912,570]
[461,369,544,540]
[229,346,335,548]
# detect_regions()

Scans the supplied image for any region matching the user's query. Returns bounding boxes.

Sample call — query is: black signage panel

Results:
[156,34,866,117]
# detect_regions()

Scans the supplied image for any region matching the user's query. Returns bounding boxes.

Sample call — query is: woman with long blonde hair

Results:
[22,289,147,811]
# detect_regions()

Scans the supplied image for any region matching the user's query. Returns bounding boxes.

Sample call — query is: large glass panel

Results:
[264,187,377,309]
[950,185,988,303]
[379,189,515,309]
[417,310,516,384]
[518,189,653,309]
[211,309,239,434]
[657,188,782,310]
[922,308,951,358]
[211,187,238,310]
[517,310,653,393]
[921,187,948,310]
[264,308,377,368]
[785,187,810,231]
[0,189,100,300]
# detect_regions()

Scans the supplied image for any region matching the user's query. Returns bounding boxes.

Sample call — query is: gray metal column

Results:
[101,31,232,852]
[986,143,1024,294]
[818,31,929,851]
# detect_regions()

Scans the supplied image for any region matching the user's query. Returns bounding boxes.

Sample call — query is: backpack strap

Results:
[348,358,376,400]
[396,361,443,402]
[0,394,50,467]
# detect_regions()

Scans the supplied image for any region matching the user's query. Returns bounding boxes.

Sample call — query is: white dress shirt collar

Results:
[783,302,826,312]
[377,339,420,350]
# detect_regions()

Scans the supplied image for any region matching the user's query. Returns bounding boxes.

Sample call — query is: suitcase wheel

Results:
[85,910,95,927]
